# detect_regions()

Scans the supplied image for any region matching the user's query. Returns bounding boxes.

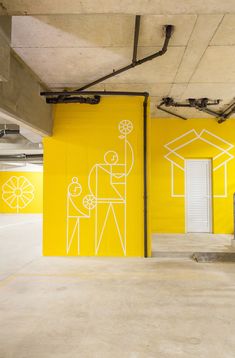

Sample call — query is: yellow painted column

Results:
[43,96,150,257]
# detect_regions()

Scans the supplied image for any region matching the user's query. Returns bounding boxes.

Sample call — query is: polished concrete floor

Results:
[0,215,235,357]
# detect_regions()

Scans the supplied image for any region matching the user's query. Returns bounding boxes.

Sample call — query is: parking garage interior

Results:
[1,2,235,357]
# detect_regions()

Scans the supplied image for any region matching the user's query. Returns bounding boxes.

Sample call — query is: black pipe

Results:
[143,95,148,257]
[158,97,235,124]
[157,104,187,120]
[72,24,173,91]
[0,154,43,161]
[233,192,235,248]
[41,90,149,97]
[195,106,221,117]
[0,129,20,138]
[25,154,43,159]
[221,101,235,115]
[46,95,100,104]
[132,15,141,64]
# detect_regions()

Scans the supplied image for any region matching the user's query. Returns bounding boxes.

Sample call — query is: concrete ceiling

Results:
[4,4,235,118]
[2,1,235,15]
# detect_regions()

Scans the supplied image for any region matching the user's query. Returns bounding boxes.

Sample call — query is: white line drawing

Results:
[88,120,134,256]
[66,177,96,255]
[164,129,234,198]
[2,176,35,213]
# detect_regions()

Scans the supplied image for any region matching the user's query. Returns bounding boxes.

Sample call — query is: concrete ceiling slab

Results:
[12,14,197,48]
[6,7,235,119]
[14,46,185,85]
[191,46,235,83]
[14,47,133,84]
[211,14,235,45]
[138,15,197,46]
[168,83,189,99]
[174,15,223,83]
[104,83,172,97]
[12,15,135,48]
[2,0,235,15]
[105,47,185,84]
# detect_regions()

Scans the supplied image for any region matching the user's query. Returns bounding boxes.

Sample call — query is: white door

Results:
[185,159,212,233]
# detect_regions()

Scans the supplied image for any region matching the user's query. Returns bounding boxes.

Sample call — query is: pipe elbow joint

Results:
[164,25,174,38]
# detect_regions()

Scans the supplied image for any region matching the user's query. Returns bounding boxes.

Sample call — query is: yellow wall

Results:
[151,118,235,234]
[0,172,43,213]
[43,96,151,257]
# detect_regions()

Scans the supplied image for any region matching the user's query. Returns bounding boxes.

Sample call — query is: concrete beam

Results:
[0,16,11,81]
[0,51,53,136]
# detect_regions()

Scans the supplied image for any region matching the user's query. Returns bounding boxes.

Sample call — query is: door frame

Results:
[184,158,213,233]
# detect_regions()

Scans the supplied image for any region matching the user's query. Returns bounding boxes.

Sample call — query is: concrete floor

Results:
[152,233,235,257]
[1,215,235,357]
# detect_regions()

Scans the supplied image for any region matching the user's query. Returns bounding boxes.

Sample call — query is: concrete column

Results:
[0,15,52,136]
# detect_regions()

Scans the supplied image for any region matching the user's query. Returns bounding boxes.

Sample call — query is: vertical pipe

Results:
[143,96,148,257]
[234,193,235,241]
[132,15,141,64]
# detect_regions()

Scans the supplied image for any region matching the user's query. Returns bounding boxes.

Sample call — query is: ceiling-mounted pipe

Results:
[157,103,187,120]
[157,97,235,123]
[74,20,174,91]
[41,90,149,97]
[218,100,235,123]
[41,19,173,98]
[0,154,43,162]
[132,15,141,64]
[46,95,101,104]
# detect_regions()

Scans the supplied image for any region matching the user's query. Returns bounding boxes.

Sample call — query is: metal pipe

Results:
[73,24,173,92]
[143,96,148,257]
[221,100,235,114]
[194,106,221,117]
[0,129,20,138]
[46,95,100,104]
[158,97,235,124]
[0,154,43,161]
[41,90,149,97]
[132,15,141,64]
[157,104,187,120]
[233,193,235,242]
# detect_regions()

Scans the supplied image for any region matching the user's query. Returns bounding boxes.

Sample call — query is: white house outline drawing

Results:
[88,120,134,256]
[2,175,35,213]
[164,129,234,198]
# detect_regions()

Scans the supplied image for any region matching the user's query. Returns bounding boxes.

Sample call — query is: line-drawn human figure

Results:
[66,177,96,254]
[88,120,134,255]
